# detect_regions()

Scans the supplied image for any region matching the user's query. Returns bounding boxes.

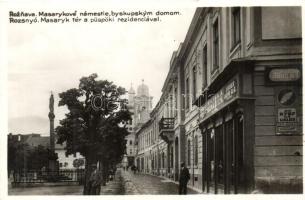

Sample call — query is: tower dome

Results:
[137,79,149,96]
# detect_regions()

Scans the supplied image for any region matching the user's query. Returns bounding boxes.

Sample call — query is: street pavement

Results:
[121,169,199,195]
[8,185,83,195]
[9,168,199,195]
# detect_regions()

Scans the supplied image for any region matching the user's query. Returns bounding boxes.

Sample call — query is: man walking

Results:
[179,162,190,195]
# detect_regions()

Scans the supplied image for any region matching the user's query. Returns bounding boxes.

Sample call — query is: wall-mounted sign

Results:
[200,79,238,121]
[278,108,297,122]
[278,89,297,106]
[275,87,300,135]
[269,68,301,82]
[266,68,301,85]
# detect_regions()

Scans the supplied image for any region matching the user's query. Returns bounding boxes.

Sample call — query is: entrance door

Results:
[224,115,244,194]
[206,128,215,193]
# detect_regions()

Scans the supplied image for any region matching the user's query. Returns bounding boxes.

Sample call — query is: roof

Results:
[25,136,50,148]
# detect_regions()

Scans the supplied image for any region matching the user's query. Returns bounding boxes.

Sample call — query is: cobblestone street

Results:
[121,169,199,195]
[9,168,199,195]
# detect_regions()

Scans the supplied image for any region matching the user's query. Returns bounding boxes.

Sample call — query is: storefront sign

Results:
[278,108,297,122]
[275,87,300,135]
[200,79,238,119]
[267,68,301,84]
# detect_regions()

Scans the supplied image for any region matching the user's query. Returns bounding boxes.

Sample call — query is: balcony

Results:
[159,118,175,143]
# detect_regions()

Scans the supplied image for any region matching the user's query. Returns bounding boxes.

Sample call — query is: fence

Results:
[12,169,85,185]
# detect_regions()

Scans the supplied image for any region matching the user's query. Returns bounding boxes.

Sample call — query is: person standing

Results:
[179,162,190,195]
[88,164,103,195]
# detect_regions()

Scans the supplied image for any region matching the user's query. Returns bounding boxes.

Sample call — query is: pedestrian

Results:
[179,162,190,195]
[88,164,103,195]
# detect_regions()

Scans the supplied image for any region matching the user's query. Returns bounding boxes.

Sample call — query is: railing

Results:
[12,169,85,185]
[159,118,175,131]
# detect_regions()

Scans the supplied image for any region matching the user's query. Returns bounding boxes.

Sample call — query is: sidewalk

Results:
[99,169,125,195]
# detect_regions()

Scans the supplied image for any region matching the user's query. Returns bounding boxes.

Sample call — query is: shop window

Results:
[212,19,219,72]
[187,139,191,166]
[194,135,198,166]
[232,7,241,47]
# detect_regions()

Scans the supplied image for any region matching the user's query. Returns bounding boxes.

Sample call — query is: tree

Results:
[56,73,131,195]
[7,138,58,173]
[27,145,58,170]
[7,138,30,173]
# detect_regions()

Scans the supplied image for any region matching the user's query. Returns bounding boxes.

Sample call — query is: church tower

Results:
[122,80,153,168]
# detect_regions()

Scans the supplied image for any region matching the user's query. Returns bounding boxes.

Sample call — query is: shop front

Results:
[197,60,256,194]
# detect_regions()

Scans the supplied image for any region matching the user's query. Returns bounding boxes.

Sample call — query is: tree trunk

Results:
[83,155,95,195]
[101,160,109,186]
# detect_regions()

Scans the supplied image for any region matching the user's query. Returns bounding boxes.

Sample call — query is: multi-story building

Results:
[135,7,302,194]
[123,81,153,168]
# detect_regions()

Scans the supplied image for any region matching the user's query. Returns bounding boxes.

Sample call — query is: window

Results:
[213,19,219,72]
[64,162,68,167]
[192,66,197,102]
[129,140,132,145]
[232,7,241,46]
[194,135,198,166]
[186,77,190,110]
[59,163,63,168]
[202,45,207,88]
[174,87,178,117]
[130,149,132,154]
[187,139,191,166]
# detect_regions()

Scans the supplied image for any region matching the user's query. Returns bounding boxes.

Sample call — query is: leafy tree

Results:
[7,138,58,173]
[7,138,30,173]
[27,145,58,170]
[56,74,131,195]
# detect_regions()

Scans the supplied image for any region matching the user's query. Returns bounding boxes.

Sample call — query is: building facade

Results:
[134,7,302,194]
[123,81,153,168]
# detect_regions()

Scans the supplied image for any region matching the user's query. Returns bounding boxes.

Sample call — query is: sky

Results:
[7,6,196,135]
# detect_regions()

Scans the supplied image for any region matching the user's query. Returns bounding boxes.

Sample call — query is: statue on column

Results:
[49,92,54,113]
[48,92,55,120]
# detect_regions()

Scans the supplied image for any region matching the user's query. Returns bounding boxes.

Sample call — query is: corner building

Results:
[135,7,302,194]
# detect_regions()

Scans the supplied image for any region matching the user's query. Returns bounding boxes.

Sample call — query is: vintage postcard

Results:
[0,1,303,199]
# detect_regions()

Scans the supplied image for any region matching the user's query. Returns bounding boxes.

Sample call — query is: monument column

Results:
[48,92,56,171]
